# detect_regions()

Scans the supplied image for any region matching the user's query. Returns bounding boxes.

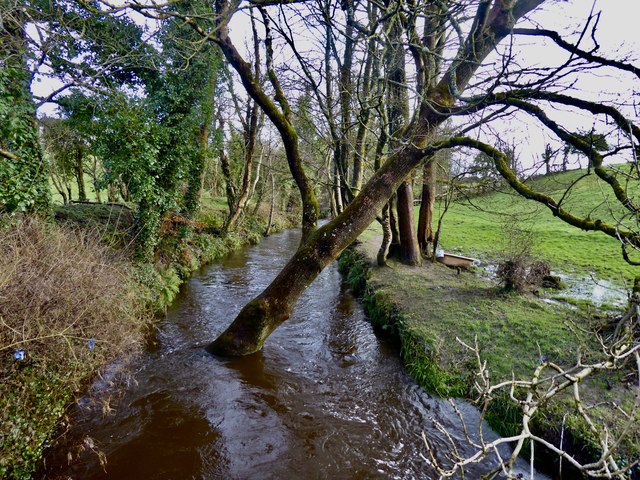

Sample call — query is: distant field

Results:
[436,168,640,289]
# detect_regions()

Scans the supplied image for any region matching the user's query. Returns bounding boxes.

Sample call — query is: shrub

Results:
[496,219,552,293]
[497,258,551,293]
[0,217,150,478]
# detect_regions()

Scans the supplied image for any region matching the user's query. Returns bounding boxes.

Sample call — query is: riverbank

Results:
[338,226,639,477]
[0,203,294,479]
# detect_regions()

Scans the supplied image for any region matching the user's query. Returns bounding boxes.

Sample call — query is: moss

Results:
[338,237,639,475]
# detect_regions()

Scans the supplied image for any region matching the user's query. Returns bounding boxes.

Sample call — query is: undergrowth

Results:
[0,218,151,479]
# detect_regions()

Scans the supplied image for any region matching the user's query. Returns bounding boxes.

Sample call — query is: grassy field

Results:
[436,168,640,290]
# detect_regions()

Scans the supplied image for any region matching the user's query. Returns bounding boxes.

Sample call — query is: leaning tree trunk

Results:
[207,142,427,356]
[205,0,544,356]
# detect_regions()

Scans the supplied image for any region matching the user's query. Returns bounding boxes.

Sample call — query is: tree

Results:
[221,11,264,233]
[67,1,639,359]
[41,117,88,202]
[0,1,50,214]
[540,143,560,175]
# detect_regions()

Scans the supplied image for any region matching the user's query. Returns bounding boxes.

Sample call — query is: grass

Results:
[436,169,640,288]
[354,238,595,384]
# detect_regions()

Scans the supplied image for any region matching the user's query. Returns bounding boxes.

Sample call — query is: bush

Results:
[497,258,551,293]
[496,219,552,293]
[0,217,150,478]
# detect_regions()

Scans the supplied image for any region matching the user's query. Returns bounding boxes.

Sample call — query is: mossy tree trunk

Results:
[204,0,545,355]
[417,159,436,253]
[75,149,87,202]
[397,180,421,265]
[0,3,50,214]
[204,5,319,243]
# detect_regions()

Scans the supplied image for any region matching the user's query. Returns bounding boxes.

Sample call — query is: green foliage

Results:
[401,328,468,397]
[0,63,50,214]
[134,263,182,313]
[53,203,136,248]
[39,0,158,89]
[484,392,526,438]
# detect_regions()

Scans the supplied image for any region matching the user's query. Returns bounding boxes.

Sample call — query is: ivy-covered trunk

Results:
[0,4,50,213]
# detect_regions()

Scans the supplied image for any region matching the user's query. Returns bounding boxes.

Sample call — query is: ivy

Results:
[0,61,50,214]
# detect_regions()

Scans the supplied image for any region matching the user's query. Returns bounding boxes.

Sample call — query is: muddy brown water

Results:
[43,228,541,479]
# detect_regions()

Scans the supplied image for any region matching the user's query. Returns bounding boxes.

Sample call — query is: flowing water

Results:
[44,228,541,479]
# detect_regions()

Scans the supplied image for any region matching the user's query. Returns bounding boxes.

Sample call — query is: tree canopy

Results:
[1,0,638,348]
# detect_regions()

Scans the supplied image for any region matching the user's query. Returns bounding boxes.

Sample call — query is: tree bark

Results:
[75,150,87,202]
[417,158,436,253]
[206,0,546,355]
[337,0,355,207]
[265,173,275,236]
[207,141,427,356]
[377,202,391,266]
[384,7,421,265]
[224,99,259,233]
[388,194,400,257]
[397,180,421,265]
[218,7,318,242]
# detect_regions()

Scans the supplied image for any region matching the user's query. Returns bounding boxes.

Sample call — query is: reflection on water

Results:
[43,228,543,479]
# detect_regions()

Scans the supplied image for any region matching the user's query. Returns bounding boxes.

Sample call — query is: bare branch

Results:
[512,27,640,79]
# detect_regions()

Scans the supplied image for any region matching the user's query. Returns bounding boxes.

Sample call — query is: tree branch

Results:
[420,135,640,248]
[513,27,640,79]
[0,148,19,161]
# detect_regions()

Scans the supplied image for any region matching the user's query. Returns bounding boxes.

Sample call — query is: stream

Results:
[43,228,543,479]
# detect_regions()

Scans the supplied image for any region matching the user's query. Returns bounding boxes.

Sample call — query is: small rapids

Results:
[43,228,544,479]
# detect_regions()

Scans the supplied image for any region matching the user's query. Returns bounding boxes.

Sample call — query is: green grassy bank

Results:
[338,231,639,477]
[0,201,293,479]
[345,167,640,474]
